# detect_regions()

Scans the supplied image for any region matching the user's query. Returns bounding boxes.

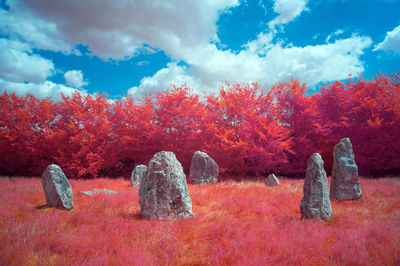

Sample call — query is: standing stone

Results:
[330,138,362,200]
[131,164,148,187]
[300,153,332,220]
[41,164,73,210]
[265,173,280,186]
[139,151,193,220]
[188,151,219,184]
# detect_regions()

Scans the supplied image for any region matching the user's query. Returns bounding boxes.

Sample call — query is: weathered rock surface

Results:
[41,164,73,210]
[139,151,194,220]
[188,151,219,184]
[131,164,148,187]
[265,173,280,186]
[300,153,332,220]
[330,138,362,200]
[81,188,118,196]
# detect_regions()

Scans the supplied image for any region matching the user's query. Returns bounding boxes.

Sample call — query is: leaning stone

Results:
[188,151,219,184]
[330,138,362,200]
[139,151,194,220]
[131,164,148,187]
[41,164,73,210]
[300,153,332,220]
[81,188,118,196]
[265,173,280,186]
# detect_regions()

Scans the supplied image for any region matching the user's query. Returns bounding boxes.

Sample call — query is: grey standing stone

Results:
[188,151,219,184]
[330,138,362,200]
[300,153,332,220]
[265,173,280,186]
[139,151,194,220]
[131,164,148,187]
[41,164,73,210]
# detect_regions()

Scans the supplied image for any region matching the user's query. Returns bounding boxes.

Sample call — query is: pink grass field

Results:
[0,177,399,265]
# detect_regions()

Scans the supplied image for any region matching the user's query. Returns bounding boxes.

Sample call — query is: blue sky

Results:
[0,0,399,100]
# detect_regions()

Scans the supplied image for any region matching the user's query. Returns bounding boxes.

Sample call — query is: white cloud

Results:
[326,29,344,42]
[373,25,400,54]
[3,0,239,60]
[0,8,76,54]
[132,33,372,94]
[64,70,88,88]
[0,79,87,100]
[0,38,54,83]
[268,0,309,30]
[128,62,202,97]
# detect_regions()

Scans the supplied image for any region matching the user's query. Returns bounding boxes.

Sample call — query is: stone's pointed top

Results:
[193,151,209,158]
[334,137,354,158]
[131,164,147,187]
[148,151,180,170]
[41,164,73,210]
[308,153,324,168]
[189,150,219,185]
[265,173,279,186]
[300,153,332,221]
[139,151,193,220]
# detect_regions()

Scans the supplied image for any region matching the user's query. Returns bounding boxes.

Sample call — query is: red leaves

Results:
[1,72,399,178]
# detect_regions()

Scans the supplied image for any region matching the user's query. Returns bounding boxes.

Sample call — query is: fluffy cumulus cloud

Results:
[0,8,75,54]
[64,70,88,88]
[128,62,202,97]
[0,38,54,83]
[0,78,86,100]
[374,25,400,54]
[130,33,372,96]
[2,0,239,60]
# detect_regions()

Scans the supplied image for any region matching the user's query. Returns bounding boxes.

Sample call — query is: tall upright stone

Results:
[139,151,193,220]
[41,164,73,210]
[300,153,332,220]
[265,173,280,186]
[330,138,362,200]
[188,151,219,184]
[131,164,147,187]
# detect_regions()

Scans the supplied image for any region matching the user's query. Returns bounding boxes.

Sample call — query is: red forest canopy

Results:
[1,72,399,178]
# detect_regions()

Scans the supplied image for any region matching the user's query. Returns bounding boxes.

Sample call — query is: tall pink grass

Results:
[0,177,399,265]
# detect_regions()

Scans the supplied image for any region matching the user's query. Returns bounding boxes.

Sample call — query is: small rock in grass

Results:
[131,164,148,187]
[81,188,118,196]
[41,164,73,210]
[300,153,332,220]
[139,151,194,220]
[265,173,279,186]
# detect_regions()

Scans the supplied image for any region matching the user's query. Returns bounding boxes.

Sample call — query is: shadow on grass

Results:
[122,212,142,220]
[35,204,51,210]
[35,204,74,211]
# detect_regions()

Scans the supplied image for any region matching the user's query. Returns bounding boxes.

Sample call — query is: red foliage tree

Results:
[344,73,400,175]
[0,92,57,176]
[205,83,290,174]
[271,80,322,177]
[107,94,158,176]
[152,85,207,171]
[51,92,114,178]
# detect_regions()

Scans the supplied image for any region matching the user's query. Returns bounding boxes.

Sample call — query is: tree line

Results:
[1,72,399,178]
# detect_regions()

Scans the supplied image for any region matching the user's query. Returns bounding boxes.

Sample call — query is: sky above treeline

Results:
[1,0,399,100]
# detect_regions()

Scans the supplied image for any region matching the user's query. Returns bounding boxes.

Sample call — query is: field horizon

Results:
[1,176,399,265]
